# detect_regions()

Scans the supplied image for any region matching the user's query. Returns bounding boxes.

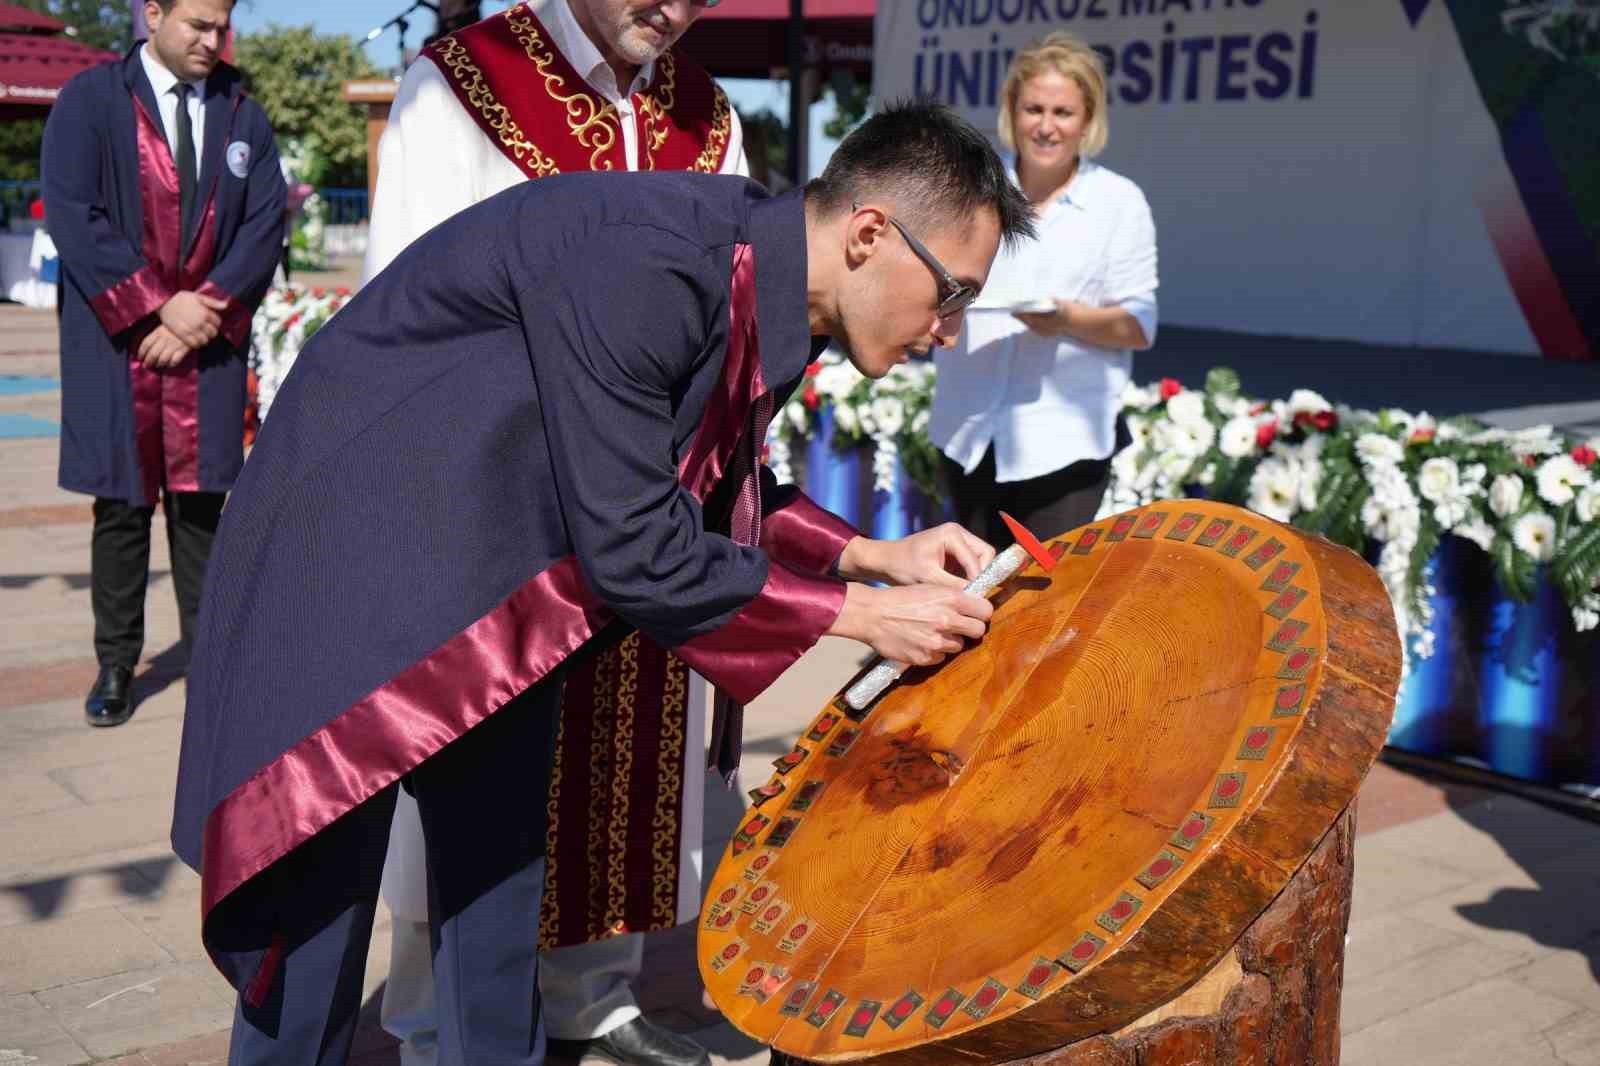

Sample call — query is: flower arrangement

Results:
[1105,368,1600,651]
[767,349,942,498]
[248,285,350,421]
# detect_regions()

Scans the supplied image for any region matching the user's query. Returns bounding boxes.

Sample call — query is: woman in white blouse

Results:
[930,31,1159,546]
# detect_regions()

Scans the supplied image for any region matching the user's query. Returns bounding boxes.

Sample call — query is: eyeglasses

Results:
[853,202,980,319]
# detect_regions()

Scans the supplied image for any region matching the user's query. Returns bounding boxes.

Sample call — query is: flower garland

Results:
[1105,368,1600,650]
[771,358,1600,653]
[768,349,942,497]
[248,286,350,421]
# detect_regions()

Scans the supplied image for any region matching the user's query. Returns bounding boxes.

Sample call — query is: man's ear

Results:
[844,205,886,269]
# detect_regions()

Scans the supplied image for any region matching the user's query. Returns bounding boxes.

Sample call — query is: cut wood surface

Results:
[699,502,1401,1063]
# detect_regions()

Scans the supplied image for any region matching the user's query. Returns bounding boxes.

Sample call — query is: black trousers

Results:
[940,446,1112,549]
[91,492,224,668]
[225,673,564,1066]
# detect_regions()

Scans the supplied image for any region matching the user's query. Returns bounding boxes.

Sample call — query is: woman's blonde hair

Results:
[997,31,1109,161]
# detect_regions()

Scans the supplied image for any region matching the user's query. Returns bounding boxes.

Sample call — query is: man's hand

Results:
[837,523,997,589]
[158,291,229,350]
[826,582,993,667]
[137,325,192,369]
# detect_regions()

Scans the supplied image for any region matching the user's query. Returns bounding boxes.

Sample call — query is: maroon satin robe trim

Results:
[678,241,761,495]
[200,555,609,917]
[674,558,846,705]
[90,266,173,338]
[762,492,859,575]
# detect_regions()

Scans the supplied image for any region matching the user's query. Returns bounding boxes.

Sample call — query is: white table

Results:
[1,229,58,309]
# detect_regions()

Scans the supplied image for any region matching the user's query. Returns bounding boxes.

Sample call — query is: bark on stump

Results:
[1002,803,1357,1066]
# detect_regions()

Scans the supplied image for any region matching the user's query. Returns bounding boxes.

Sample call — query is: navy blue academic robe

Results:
[171,173,859,993]
[42,46,286,506]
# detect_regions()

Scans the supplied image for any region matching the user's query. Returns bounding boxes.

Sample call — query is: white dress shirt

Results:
[362,0,747,282]
[930,159,1159,482]
[138,43,204,177]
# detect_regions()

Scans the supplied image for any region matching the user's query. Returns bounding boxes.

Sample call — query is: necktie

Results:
[173,83,196,255]
[708,392,776,783]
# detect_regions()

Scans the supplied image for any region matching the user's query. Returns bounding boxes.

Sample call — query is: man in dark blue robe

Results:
[171,103,1034,1066]
[42,0,286,727]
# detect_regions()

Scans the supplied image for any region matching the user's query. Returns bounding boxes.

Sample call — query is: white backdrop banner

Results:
[872,0,1600,359]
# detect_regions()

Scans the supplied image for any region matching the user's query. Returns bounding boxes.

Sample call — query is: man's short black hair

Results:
[806,100,1035,247]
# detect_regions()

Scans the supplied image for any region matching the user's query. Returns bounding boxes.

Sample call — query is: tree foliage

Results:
[232,24,382,188]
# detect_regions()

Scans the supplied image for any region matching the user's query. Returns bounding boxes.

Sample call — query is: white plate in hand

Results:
[1008,298,1058,314]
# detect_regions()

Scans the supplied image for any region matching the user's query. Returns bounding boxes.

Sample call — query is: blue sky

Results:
[229,0,840,176]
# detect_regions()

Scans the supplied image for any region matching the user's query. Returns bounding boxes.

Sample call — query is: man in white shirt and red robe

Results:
[361,1,744,1063]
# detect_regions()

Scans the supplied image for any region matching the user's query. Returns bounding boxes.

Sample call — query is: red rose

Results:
[312,287,326,298]
[1249,401,1268,416]
[1410,428,1436,444]
[1256,420,1279,448]
[1292,411,1312,427]
[1572,445,1597,467]
[804,363,822,378]
[1311,410,1338,431]
[1159,377,1182,400]
[803,386,819,410]
[335,286,352,297]
[1523,454,1538,468]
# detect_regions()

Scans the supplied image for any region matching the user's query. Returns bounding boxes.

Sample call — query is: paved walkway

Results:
[3,277,1598,1065]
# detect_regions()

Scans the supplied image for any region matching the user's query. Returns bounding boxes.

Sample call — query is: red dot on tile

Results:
[1142,515,1162,528]
[818,1000,838,1016]
[719,889,737,903]
[753,856,769,869]
[716,912,733,926]
[1071,940,1096,960]
[1182,818,1206,838]
[722,945,739,960]
[893,1000,915,1018]
[764,905,781,920]
[1218,777,1241,797]
[1275,590,1296,607]
[1246,729,1271,750]
[1149,858,1173,878]
[975,986,999,1006]
[790,923,809,938]
[1110,901,1134,920]
[1278,686,1303,709]
[1288,651,1312,670]
[1272,563,1293,582]
[934,996,958,1017]
[1206,521,1226,536]
[1027,965,1052,985]
[789,990,807,1005]
[852,1007,874,1026]
[1178,516,1197,529]
[747,967,765,983]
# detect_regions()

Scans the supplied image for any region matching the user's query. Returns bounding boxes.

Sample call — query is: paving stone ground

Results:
[3,272,1598,1065]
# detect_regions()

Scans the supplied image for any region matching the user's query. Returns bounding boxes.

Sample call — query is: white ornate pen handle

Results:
[842,543,1031,712]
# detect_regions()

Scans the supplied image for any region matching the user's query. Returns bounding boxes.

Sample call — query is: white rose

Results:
[1178,419,1217,455]
[1247,460,1299,522]
[1417,457,1461,504]
[1126,414,1153,448]
[1577,484,1600,524]
[1289,388,1332,415]
[832,402,860,436]
[1121,381,1159,408]
[785,400,809,433]
[1355,433,1404,467]
[870,396,906,437]
[813,361,858,401]
[1433,495,1471,529]
[1165,390,1208,428]
[1297,460,1322,513]
[1535,454,1592,506]
[1488,474,1525,517]
[1214,395,1252,419]
[1219,417,1257,458]
[1512,511,1557,562]
[911,409,930,434]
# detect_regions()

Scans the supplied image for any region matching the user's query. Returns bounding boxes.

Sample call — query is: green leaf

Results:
[1204,366,1241,398]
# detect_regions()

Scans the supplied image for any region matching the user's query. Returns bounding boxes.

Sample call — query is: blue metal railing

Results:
[0,179,43,225]
[317,187,369,226]
[1,179,369,227]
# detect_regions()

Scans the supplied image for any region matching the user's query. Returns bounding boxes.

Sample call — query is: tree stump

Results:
[999,802,1357,1066]
[704,503,1398,1064]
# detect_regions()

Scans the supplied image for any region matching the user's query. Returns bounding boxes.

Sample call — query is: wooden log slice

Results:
[699,502,1400,1063]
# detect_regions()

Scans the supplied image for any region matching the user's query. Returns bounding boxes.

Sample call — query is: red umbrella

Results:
[0,2,65,34]
[0,30,117,118]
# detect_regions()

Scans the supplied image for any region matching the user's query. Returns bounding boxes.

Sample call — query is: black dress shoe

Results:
[546,1016,711,1066]
[85,665,135,727]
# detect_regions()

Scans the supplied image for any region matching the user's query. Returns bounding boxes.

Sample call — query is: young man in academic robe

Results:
[41,0,285,727]
[171,102,1036,1066]
[361,0,745,1059]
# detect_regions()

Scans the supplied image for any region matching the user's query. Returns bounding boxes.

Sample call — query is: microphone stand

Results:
[363,0,440,70]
